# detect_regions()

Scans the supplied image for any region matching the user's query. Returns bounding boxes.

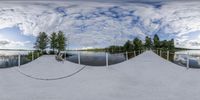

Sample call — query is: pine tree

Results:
[34,32,49,52]
[124,40,133,51]
[145,36,152,50]
[57,31,67,52]
[133,37,143,50]
[50,32,57,53]
[168,39,175,50]
[153,34,160,49]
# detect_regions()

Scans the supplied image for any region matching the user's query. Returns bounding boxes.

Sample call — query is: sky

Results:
[0,0,200,49]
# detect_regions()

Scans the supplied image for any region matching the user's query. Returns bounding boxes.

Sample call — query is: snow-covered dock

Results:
[1,51,200,100]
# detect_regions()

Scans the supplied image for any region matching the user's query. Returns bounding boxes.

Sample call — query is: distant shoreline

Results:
[0,49,35,51]
[0,48,200,52]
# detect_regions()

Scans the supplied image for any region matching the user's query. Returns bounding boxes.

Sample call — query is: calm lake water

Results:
[65,51,141,66]
[1,50,200,68]
[0,51,31,68]
[67,50,200,68]
[156,50,200,68]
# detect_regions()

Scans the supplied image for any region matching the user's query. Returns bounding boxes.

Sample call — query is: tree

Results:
[153,34,160,49]
[138,39,143,50]
[168,39,175,50]
[145,36,152,49]
[34,32,49,52]
[108,45,122,53]
[160,40,168,49]
[124,40,133,51]
[133,37,143,50]
[57,31,67,52]
[50,32,57,53]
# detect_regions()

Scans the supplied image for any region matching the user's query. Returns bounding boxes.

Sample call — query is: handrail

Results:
[17,64,86,81]
[152,49,200,69]
[60,50,146,67]
[1,50,145,68]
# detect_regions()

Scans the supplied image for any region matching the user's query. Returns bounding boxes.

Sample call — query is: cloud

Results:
[0,40,10,46]
[0,1,200,49]
[0,39,31,49]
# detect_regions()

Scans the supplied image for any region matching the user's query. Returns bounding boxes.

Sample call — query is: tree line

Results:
[107,34,175,52]
[34,31,67,54]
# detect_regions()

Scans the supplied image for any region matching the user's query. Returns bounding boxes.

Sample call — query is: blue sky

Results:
[0,0,200,49]
[0,26,34,49]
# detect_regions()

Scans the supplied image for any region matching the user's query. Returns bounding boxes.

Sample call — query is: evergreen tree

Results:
[34,32,49,52]
[145,36,152,49]
[138,39,143,50]
[124,40,133,51]
[50,32,57,53]
[133,37,143,50]
[153,34,160,49]
[160,40,168,49]
[57,31,67,52]
[168,39,175,50]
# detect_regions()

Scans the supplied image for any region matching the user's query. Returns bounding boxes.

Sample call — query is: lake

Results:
[65,51,141,66]
[0,50,31,68]
[155,50,200,68]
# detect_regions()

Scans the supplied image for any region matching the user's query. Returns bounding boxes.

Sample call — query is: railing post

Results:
[186,52,189,69]
[64,51,66,60]
[160,50,162,56]
[134,51,136,56]
[37,52,39,58]
[106,53,108,67]
[167,51,169,60]
[78,52,81,64]
[18,53,21,66]
[32,51,34,61]
[126,51,128,60]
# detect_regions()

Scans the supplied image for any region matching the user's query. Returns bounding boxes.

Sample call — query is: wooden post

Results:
[18,53,21,66]
[78,52,81,64]
[187,52,189,69]
[32,51,34,61]
[106,53,108,67]
[126,51,128,60]
[160,50,162,56]
[134,51,136,56]
[167,51,169,60]
[37,52,39,58]
[64,51,66,60]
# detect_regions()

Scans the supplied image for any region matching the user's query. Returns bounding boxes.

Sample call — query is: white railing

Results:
[67,50,145,67]
[17,51,40,67]
[106,53,108,67]
[153,50,194,69]
[16,50,142,67]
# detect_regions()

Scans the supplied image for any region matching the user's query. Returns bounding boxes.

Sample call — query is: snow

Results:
[1,51,200,100]
[18,55,86,80]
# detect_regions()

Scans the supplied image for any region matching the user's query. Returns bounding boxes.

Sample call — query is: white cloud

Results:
[0,1,199,49]
[0,39,31,49]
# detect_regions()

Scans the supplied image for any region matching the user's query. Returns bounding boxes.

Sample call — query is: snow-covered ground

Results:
[18,55,85,80]
[1,51,200,100]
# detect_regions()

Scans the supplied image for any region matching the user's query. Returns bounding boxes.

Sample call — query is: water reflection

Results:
[0,51,31,68]
[0,50,143,68]
[156,50,200,68]
[66,51,141,66]
[174,50,200,68]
